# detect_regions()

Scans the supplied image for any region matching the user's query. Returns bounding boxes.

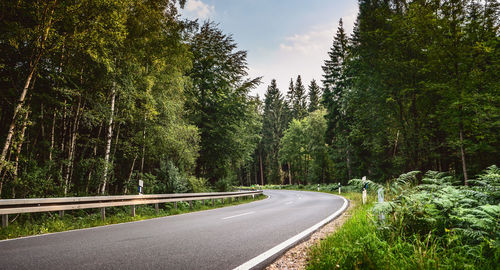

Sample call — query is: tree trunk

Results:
[109,122,120,189]
[393,130,400,157]
[59,100,68,181]
[112,123,120,159]
[288,162,292,185]
[346,147,352,180]
[279,163,284,185]
[259,152,264,186]
[49,111,56,161]
[124,154,138,194]
[13,108,30,186]
[85,124,103,194]
[254,162,258,185]
[40,104,45,139]
[0,68,37,175]
[0,0,57,176]
[140,121,146,174]
[0,152,13,197]
[100,82,116,195]
[459,127,468,185]
[64,97,82,195]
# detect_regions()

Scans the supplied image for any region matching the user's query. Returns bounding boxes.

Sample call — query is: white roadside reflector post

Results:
[138,180,144,195]
[362,176,367,205]
[378,188,385,221]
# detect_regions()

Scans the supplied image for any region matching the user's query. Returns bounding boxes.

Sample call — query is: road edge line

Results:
[233,194,349,270]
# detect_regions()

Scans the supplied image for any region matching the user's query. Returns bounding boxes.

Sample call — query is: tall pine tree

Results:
[308,79,321,112]
[262,79,287,184]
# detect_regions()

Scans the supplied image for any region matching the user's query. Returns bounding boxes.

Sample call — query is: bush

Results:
[187,176,210,193]
[215,176,235,192]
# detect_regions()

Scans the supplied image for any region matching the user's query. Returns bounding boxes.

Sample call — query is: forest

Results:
[0,0,498,199]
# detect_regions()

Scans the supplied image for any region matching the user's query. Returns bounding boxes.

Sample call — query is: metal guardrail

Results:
[0,190,263,228]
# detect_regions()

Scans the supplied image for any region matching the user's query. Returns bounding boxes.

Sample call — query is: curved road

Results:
[0,190,346,270]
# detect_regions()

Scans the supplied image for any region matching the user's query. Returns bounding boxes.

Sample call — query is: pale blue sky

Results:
[181,0,359,97]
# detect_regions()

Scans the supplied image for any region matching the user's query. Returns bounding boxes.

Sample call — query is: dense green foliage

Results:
[258,0,499,186]
[0,1,260,198]
[279,109,331,184]
[325,0,500,182]
[186,22,261,185]
[308,167,499,269]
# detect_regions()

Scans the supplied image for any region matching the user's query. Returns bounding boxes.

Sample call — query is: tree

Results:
[308,79,321,112]
[261,79,287,184]
[321,18,353,181]
[186,22,260,185]
[291,75,307,120]
[279,109,329,184]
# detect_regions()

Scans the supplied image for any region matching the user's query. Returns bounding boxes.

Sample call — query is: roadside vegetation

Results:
[0,194,265,240]
[269,166,499,269]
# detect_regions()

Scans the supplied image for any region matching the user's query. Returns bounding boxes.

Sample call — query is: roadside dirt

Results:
[265,201,353,270]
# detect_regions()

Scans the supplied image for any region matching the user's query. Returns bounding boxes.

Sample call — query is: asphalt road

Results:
[0,190,346,270]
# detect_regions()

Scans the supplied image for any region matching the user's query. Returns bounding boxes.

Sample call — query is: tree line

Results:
[1,0,498,198]
[0,0,260,198]
[257,0,499,186]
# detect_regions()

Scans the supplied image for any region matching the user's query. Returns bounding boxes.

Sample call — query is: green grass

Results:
[0,194,266,240]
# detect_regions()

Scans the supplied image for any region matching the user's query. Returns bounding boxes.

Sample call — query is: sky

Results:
[180,0,359,97]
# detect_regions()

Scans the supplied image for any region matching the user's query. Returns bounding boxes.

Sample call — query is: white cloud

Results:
[279,28,333,55]
[278,9,356,56]
[249,7,358,97]
[183,0,215,19]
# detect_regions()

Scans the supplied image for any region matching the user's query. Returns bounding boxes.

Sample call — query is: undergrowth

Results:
[305,165,499,269]
[0,194,266,240]
[261,165,499,269]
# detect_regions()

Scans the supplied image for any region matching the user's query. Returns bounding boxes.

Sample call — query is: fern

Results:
[348,178,383,192]
[371,165,500,263]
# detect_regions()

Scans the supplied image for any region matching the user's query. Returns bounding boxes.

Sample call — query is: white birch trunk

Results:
[100,82,116,195]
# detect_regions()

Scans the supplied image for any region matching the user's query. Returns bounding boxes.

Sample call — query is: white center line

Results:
[222,211,255,220]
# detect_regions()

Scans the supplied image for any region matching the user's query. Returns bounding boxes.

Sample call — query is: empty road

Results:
[0,190,347,270]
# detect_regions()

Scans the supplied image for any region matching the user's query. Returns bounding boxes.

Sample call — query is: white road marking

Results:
[233,195,349,270]
[222,211,255,220]
[285,201,293,205]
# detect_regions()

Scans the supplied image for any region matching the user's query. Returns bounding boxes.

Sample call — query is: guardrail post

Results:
[222,198,225,204]
[2,214,8,228]
[202,200,205,206]
[101,208,106,221]
[174,202,177,210]
[131,205,136,217]
[212,198,215,207]
[189,201,192,209]
[59,210,64,218]
[155,203,159,215]
[252,194,255,199]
